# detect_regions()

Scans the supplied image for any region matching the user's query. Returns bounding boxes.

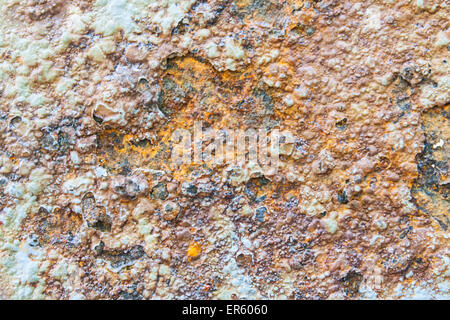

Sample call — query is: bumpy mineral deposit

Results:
[0,0,448,299]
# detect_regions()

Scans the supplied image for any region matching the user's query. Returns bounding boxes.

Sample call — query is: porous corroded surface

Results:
[0,0,448,299]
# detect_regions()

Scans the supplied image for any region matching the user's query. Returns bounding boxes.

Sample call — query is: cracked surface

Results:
[0,0,448,299]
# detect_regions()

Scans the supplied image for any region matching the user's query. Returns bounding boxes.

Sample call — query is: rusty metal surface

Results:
[0,0,448,299]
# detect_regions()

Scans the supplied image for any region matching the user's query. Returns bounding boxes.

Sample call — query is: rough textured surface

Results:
[0,0,448,299]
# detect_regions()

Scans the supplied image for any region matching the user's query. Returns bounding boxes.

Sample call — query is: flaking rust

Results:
[0,0,448,299]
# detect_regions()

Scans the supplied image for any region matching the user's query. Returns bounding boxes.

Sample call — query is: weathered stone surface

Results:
[0,0,448,300]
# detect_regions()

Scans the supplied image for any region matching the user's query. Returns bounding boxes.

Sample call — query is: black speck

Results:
[337,190,349,204]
